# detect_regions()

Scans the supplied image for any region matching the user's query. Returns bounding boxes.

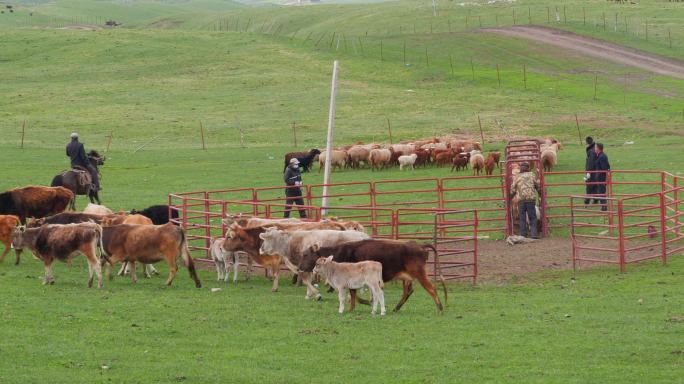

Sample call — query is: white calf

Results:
[313,256,385,316]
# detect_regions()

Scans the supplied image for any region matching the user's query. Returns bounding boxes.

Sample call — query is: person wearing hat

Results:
[509,162,540,239]
[594,143,611,212]
[283,158,307,218]
[66,132,100,191]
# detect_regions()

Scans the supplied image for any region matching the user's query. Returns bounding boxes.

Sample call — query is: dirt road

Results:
[486,25,684,80]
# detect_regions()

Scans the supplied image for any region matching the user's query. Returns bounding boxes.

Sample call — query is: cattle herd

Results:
[211,215,447,315]
[284,135,503,175]
[0,185,447,316]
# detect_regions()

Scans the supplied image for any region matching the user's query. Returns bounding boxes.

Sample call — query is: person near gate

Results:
[583,136,598,205]
[66,132,100,191]
[510,162,540,239]
[594,143,611,212]
[283,158,307,218]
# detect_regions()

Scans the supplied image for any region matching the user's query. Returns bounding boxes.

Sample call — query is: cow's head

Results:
[26,217,45,228]
[223,225,248,252]
[299,242,322,272]
[312,256,333,275]
[11,226,27,252]
[258,227,284,255]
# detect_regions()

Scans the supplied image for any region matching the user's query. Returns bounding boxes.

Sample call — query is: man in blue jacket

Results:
[583,136,598,205]
[594,143,610,211]
[66,132,100,191]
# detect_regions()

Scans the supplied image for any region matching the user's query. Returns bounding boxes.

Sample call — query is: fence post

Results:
[523,63,527,89]
[675,177,681,237]
[204,192,211,257]
[571,197,577,271]
[608,172,614,236]
[221,202,228,237]
[618,200,626,273]
[472,210,478,285]
[470,57,475,81]
[660,192,668,265]
[496,63,501,87]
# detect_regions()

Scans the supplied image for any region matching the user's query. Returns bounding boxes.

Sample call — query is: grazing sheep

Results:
[470,150,485,175]
[541,143,561,172]
[413,149,430,168]
[83,203,112,215]
[369,148,392,171]
[347,146,371,169]
[490,151,501,168]
[398,154,418,170]
[318,150,348,173]
[485,153,497,175]
[451,153,469,172]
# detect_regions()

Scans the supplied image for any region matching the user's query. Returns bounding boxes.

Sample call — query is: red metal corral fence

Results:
[168,188,480,283]
[570,172,684,272]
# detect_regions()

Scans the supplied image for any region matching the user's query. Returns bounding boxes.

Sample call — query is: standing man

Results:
[66,132,100,191]
[510,162,540,239]
[583,136,597,205]
[594,143,611,211]
[283,158,307,218]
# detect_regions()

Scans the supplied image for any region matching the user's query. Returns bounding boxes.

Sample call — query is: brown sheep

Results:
[318,150,348,173]
[485,153,497,176]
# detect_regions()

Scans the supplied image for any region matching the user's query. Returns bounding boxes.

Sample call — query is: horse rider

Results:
[66,132,100,191]
[510,162,540,239]
[283,158,307,218]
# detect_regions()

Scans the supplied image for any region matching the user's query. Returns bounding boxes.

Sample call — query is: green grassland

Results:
[1,0,684,382]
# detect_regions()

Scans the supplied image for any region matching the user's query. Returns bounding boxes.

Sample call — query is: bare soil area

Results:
[486,26,684,80]
[476,237,573,283]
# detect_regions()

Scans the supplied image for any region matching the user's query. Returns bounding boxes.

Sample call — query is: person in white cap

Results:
[283,158,307,218]
[66,132,100,190]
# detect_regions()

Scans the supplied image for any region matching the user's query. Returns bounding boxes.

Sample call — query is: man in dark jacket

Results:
[66,132,100,190]
[584,136,598,205]
[594,143,611,211]
[283,158,307,218]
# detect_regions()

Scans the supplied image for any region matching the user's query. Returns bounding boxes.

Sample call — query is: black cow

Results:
[129,205,178,225]
[300,239,447,312]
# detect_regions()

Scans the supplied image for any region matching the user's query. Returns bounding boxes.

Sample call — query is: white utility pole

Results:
[432,0,437,17]
[321,60,339,215]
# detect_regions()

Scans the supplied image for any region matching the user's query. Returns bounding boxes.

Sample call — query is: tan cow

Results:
[116,214,159,278]
[258,228,370,299]
[101,223,201,288]
[11,223,103,287]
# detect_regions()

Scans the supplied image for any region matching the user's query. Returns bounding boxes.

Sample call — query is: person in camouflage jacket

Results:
[510,162,540,238]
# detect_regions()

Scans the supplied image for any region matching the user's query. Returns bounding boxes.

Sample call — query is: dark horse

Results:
[51,150,104,210]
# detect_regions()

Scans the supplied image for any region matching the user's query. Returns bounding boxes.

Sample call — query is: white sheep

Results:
[398,153,418,170]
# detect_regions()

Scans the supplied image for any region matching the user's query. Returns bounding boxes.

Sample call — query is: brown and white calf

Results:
[101,222,201,288]
[299,239,447,312]
[11,223,103,287]
[0,215,20,264]
[222,226,281,290]
[313,256,385,315]
[259,228,370,299]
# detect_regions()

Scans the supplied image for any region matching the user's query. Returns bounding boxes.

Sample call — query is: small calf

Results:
[313,256,385,316]
[210,237,233,282]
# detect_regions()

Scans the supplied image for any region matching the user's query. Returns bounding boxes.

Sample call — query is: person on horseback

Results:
[66,132,100,191]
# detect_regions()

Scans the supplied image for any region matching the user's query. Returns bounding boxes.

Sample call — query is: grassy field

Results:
[1,0,684,382]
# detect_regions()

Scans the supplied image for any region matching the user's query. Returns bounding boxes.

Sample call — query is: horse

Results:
[51,150,105,210]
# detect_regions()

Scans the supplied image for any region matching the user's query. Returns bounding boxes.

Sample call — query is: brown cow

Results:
[0,186,74,224]
[299,239,447,312]
[222,225,283,291]
[11,223,103,287]
[0,215,20,264]
[115,214,159,278]
[101,223,201,288]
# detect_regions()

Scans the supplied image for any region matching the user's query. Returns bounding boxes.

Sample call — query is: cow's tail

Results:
[422,243,448,306]
[96,224,112,265]
[179,229,202,288]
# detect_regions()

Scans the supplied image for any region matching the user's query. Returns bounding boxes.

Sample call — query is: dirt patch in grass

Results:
[476,237,573,283]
